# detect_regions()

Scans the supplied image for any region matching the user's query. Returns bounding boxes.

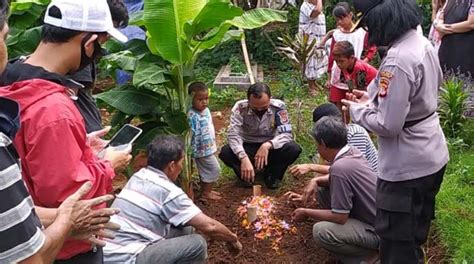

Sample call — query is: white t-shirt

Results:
[330,28,367,90]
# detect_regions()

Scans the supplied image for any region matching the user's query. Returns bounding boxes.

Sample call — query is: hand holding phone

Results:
[104,144,132,169]
[97,124,142,159]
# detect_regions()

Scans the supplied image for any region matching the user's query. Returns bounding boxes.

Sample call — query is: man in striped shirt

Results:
[289,103,378,203]
[104,135,242,264]
[0,2,119,261]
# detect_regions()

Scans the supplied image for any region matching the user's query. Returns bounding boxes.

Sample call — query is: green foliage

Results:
[209,86,245,111]
[417,0,433,36]
[438,75,470,139]
[436,136,474,263]
[277,32,319,83]
[97,0,287,193]
[7,0,50,59]
[227,54,246,73]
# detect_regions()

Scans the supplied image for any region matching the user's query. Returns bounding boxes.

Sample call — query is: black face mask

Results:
[78,33,106,72]
[253,109,268,118]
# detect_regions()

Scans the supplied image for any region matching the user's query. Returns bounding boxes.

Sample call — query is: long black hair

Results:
[364,0,421,46]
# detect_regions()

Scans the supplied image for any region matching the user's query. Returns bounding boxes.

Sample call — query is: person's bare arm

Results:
[293,208,349,224]
[187,213,238,242]
[20,183,117,263]
[187,213,242,255]
[35,207,57,227]
[20,213,73,264]
[446,14,474,33]
[289,164,330,177]
[431,0,438,21]
[309,0,323,18]
[315,174,329,187]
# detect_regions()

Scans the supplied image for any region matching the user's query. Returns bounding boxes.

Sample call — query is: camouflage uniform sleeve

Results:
[271,104,293,149]
[350,65,412,137]
[227,103,245,156]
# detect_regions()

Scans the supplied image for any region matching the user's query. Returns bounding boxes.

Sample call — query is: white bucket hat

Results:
[44,0,128,43]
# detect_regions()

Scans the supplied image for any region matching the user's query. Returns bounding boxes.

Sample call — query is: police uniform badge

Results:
[275,109,291,133]
[378,71,393,97]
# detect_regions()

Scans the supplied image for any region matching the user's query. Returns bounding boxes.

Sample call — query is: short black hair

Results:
[312,116,347,149]
[0,0,9,31]
[108,0,129,28]
[364,0,421,46]
[247,82,271,99]
[41,6,82,43]
[312,103,342,123]
[147,135,185,171]
[188,81,208,95]
[333,41,355,58]
[332,2,351,19]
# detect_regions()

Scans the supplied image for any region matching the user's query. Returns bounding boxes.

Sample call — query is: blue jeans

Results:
[135,226,207,264]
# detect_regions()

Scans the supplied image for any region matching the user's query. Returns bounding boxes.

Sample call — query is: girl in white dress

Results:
[299,0,328,95]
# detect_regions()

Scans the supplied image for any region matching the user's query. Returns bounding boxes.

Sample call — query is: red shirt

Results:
[342,59,378,91]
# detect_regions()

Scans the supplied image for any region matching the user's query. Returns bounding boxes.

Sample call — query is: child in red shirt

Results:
[332,41,378,121]
[334,41,378,93]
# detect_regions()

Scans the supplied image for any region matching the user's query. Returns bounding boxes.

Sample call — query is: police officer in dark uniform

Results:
[219,83,302,189]
[342,0,449,263]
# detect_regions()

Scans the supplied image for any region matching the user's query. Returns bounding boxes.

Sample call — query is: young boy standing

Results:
[187,82,222,200]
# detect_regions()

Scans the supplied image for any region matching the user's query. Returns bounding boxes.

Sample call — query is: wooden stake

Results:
[241,32,255,84]
[247,205,257,222]
[232,0,255,84]
[253,185,262,196]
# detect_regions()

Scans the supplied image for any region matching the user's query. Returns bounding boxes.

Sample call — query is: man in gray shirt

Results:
[286,117,379,263]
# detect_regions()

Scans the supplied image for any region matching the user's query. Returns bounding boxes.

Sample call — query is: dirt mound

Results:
[198,182,336,264]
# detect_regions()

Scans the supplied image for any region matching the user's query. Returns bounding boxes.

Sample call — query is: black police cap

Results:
[351,0,384,32]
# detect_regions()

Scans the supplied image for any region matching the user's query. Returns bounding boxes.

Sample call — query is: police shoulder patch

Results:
[276,109,289,124]
[233,100,248,114]
[271,99,286,109]
[378,71,393,97]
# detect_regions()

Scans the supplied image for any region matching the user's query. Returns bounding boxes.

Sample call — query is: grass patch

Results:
[436,126,474,263]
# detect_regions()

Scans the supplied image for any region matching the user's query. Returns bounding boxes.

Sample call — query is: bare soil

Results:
[108,107,447,263]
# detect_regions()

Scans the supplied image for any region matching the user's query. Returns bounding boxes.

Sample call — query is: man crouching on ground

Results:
[104,135,242,264]
[286,116,379,263]
[219,82,302,189]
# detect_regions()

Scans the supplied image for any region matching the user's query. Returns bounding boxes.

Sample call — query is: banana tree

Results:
[97,0,286,193]
[144,0,286,193]
[7,0,51,59]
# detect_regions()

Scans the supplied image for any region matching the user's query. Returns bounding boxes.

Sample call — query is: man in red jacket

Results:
[0,0,131,263]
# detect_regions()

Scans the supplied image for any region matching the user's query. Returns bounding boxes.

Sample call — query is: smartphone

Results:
[105,124,143,151]
[97,124,142,159]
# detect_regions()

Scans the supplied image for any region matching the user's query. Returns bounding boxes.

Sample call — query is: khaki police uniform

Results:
[349,30,449,263]
[219,99,301,187]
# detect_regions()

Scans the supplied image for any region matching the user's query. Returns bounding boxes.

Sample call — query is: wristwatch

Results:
[238,152,248,160]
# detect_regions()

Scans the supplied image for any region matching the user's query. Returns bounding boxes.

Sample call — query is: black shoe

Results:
[265,177,281,189]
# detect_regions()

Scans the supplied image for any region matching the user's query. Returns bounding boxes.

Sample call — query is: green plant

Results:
[228,54,247,73]
[277,32,318,84]
[438,75,470,139]
[436,141,474,263]
[209,86,244,110]
[6,0,51,59]
[97,0,287,193]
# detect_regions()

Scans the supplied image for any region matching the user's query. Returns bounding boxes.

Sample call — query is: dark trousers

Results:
[54,248,103,264]
[375,166,446,264]
[219,141,301,181]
